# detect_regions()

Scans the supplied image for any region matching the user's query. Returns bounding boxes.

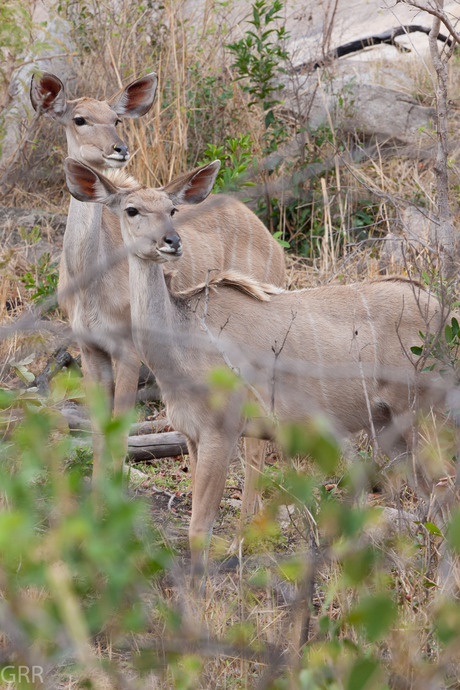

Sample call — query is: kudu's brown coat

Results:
[64,158,447,577]
[30,72,285,486]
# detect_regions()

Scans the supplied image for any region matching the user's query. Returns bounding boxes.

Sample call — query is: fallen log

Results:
[130,419,172,435]
[60,408,171,435]
[128,431,188,461]
[63,408,274,438]
[68,429,188,461]
[126,420,275,462]
[61,409,276,462]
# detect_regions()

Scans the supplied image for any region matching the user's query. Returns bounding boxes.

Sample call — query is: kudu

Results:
[64,157,447,577]
[30,71,285,488]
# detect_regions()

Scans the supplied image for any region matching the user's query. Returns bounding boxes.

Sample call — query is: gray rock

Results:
[0,12,77,181]
[365,506,419,542]
[379,231,407,269]
[379,205,441,268]
[399,204,440,247]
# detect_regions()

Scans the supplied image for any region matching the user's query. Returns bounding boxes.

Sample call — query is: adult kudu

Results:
[64,157,447,579]
[30,71,285,489]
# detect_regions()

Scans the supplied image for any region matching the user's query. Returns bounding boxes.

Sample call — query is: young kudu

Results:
[64,158,447,578]
[30,72,285,487]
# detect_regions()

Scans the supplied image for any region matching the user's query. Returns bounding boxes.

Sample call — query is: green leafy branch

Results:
[411,316,460,378]
[227,0,290,131]
[199,135,255,192]
[20,252,59,306]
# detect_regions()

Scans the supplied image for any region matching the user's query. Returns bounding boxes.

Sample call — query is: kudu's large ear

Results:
[108,72,158,118]
[163,160,221,205]
[30,72,68,119]
[64,158,119,205]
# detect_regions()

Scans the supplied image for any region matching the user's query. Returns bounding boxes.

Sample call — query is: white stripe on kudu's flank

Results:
[215,221,225,267]
[264,240,274,282]
[246,214,253,274]
[187,240,197,285]
[307,310,330,415]
[231,215,240,268]
[359,290,378,384]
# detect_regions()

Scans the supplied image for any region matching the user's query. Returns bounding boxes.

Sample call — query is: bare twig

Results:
[270,309,297,413]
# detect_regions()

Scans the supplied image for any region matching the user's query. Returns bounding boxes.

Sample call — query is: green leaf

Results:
[273,230,290,248]
[282,469,315,506]
[348,594,397,642]
[207,366,240,390]
[424,521,442,536]
[264,109,275,128]
[410,345,423,356]
[346,657,380,690]
[435,600,460,643]
[247,567,269,588]
[279,419,340,474]
[0,388,15,409]
[342,546,378,585]
[278,556,305,583]
[241,400,261,418]
[12,363,35,384]
[226,622,255,645]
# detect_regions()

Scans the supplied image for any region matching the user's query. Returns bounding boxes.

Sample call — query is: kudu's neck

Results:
[128,254,187,375]
[64,133,124,271]
[65,194,123,277]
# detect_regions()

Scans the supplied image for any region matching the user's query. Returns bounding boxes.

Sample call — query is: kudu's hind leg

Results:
[187,437,198,487]
[189,434,237,582]
[240,438,266,518]
[80,346,115,483]
[226,438,266,557]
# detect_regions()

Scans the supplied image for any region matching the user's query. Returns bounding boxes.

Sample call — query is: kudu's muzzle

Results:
[159,231,182,258]
[105,142,129,164]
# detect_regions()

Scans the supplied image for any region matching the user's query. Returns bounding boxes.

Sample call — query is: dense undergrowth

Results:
[1,0,460,688]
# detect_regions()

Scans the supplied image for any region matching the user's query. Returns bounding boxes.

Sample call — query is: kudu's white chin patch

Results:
[136,250,163,262]
[103,155,129,169]
[147,247,182,263]
[158,247,182,260]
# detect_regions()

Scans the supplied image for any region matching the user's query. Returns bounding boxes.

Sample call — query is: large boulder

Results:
[0,6,77,185]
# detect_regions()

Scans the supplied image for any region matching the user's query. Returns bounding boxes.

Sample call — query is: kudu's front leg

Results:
[113,348,141,475]
[189,434,237,584]
[80,345,115,484]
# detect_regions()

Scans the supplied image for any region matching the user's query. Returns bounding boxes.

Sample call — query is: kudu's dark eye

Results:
[74,116,86,126]
[170,208,177,217]
[126,207,139,217]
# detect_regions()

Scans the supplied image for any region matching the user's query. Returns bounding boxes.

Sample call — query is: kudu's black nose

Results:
[113,144,129,157]
[163,233,182,252]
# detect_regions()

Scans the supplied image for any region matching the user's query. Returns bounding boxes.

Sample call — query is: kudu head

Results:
[30,71,157,170]
[63,158,221,261]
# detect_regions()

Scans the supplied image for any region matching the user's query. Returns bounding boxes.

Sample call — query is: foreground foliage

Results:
[0,367,459,688]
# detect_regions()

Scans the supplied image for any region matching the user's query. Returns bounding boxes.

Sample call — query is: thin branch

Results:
[401,0,460,45]
[270,309,297,414]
